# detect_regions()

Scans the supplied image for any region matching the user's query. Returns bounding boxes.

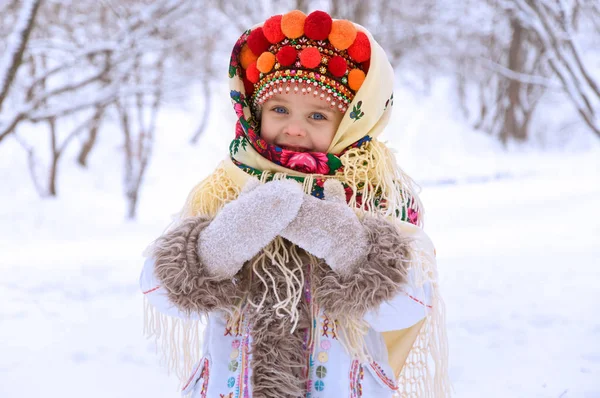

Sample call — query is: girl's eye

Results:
[272,106,287,114]
[310,112,327,121]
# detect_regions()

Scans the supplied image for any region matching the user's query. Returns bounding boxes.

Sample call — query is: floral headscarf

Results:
[222,11,425,224]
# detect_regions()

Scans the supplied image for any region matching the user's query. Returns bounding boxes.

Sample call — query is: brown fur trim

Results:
[247,249,310,398]
[152,216,247,314]
[313,215,412,318]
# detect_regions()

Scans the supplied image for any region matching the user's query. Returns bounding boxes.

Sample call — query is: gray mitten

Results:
[280,179,368,275]
[198,178,304,278]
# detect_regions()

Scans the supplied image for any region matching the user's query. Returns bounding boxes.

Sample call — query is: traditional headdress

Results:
[239,10,371,113]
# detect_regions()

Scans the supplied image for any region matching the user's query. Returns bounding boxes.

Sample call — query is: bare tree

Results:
[0,0,42,141]
[504,0,600,138]
[76,104,106,167]
[118,54,165,219]
[189,75,212,144]
[470,8,551,143]
[187,28,219,145]
[1,0,201,208]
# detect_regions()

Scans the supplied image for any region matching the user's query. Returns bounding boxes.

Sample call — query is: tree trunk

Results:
[190,79,211,144]
[77,105,104,167]
[330,0,341,19]
[126,190,138,219]
[48,117,59,196]
[510,0,600,139]
[294,0,309,13]
[353,0,368,27]
[501,18,527,143]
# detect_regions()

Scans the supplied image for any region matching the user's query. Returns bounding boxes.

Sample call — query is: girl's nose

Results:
[283,122,306,137]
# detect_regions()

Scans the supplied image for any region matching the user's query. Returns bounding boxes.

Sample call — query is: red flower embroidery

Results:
[256,138,268,150]
[234,102,244,118]
[280,151,330,174]
[407,208,419,225]
[247,128,258,142]
[344,186,353,202]
[235,121,244,138]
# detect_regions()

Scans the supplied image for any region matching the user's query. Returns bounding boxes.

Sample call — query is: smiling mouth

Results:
[280,145,310,152]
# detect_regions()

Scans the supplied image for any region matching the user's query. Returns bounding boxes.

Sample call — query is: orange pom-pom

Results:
[263,15,285,43]
[347,32,371,63]
[281,10,306,39]
[348,69,366,91]
[299,47,321,68]
[329,20,357,50]
[256,52,276,73]
[240,44,258,69]
[246,62,260,83]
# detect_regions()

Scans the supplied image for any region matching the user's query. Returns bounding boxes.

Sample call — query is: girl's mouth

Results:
[280,145,310,152]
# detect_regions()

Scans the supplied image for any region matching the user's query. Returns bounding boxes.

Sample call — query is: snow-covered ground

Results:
[1,82,599,397]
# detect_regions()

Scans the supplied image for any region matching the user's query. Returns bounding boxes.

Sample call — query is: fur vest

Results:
[140,216,433,397]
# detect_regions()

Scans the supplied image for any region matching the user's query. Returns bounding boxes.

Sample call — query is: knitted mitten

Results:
[281,179,368,275]
[198,178,304,278]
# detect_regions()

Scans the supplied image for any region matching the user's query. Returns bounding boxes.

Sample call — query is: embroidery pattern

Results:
[349,359,364,398]
[180,358,210,397]
[321,315,331,338]
[304,264,318,396]
[224,312,244,337]
[228,30,251,78]
[384,93,394,111]
[349,101,365,122]
[320,314,338,340]
[181,361,203,394]
[369,362,399,390]
[200,358,210,397]
[237,323,251,398]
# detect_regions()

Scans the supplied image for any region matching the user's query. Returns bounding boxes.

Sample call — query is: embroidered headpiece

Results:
[239,10,371,113]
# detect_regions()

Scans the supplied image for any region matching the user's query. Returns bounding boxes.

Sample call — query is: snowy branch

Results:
[503,0,600,138]
[0,0,42,112]
[482,57,560,88]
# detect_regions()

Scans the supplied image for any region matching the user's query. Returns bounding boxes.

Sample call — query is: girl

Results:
[141,10,450,398]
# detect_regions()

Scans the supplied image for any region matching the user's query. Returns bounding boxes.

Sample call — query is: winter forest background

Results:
[1,0,599,397]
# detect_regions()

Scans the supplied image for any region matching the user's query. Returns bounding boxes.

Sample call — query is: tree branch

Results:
[0,0,42,113]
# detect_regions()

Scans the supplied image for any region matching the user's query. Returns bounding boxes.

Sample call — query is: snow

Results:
[1,79,599,397]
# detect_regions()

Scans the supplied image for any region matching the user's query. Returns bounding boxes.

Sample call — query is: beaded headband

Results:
[239,10,371,113]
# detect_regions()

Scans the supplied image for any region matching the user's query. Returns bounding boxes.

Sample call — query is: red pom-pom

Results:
[299,47,321,68]
[277,45,297,67]
[245,62,260,83]
[243,77,255,96]
[328,56,347,77]
[247,28,270,55]
[347,32,371,63]
[362,59,371,73]
[304,11,332,41]
[263,15,285,44]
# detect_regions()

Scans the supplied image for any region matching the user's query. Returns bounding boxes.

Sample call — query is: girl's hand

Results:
[198,178,304,278]
[280,179,368,275]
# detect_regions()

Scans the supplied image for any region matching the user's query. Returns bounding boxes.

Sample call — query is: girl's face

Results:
[259,93,344,153]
